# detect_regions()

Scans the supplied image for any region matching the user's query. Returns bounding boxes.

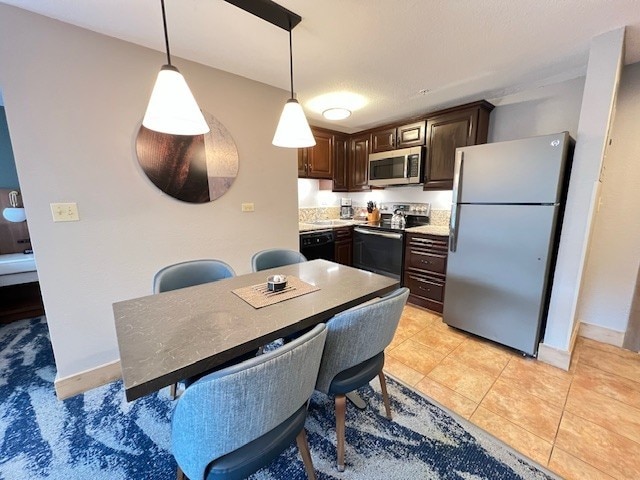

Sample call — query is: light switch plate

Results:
[241,203,255,212]
[51,202,79,222]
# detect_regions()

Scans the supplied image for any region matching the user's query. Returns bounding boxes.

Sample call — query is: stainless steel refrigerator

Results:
[443,132,572,356]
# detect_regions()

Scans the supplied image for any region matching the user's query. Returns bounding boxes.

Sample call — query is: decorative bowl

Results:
[267,274,287,292]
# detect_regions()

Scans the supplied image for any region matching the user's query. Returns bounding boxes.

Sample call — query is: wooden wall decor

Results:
[0,188,31,255]
[135,111,239,203]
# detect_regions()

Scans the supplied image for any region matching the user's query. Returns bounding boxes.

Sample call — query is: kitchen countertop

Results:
[299,220,449,236]
[405,225,450,236]
[299,219,368,232]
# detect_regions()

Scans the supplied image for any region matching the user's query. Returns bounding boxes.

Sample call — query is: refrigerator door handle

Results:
[449,150,464,252]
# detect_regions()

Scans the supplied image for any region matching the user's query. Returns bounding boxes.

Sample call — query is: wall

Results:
[0,6,298,385]
[488,76,585,142]
[0,106,19,189]
[297,179,453,210]
[577,61,640,337]
[544,28,624,354]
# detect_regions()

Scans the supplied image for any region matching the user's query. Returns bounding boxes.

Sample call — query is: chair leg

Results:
[169,382,178,400]
[378,371,392,420]
[335,394,346,472]
[296,429,317,480]
[176,466,186,480]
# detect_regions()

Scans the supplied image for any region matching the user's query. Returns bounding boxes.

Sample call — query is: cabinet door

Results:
[335,240,352,266]
[332,135,349,191]
[424,109,476,190]
[397,121,426,148]
[370,127,396,153]
[424,102,493,190]
[308,129,333,179]
[349,134,370,191]
[297,149,308,177]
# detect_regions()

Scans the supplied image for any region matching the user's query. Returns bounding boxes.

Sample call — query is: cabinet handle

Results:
[389,133,394,147]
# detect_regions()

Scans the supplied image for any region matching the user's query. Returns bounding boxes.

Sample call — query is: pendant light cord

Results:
[161,0,172,66]
[288,20,294,99]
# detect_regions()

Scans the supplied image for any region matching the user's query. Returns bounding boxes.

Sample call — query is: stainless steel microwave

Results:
[368,146,424,187]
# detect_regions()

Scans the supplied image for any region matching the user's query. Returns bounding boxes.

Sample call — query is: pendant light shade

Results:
[272,25,315,148]
[143,65,209,135]
[273,98,315,147]
[143,1,209,136]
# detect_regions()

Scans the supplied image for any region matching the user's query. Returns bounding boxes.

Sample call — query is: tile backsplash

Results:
[299,206,450,226]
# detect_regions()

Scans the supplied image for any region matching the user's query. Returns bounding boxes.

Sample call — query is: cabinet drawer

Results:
[334,227,352,240]
[405,273,444,303]
[406,250,446,273]
[407,235,448,252]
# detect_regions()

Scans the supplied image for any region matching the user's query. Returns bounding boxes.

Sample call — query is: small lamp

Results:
[272,26,315,148]
[142,0,209,135]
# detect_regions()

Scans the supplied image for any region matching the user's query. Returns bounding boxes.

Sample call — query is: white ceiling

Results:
[2,0,640,132]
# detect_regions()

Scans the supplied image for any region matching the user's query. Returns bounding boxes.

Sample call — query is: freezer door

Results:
[443,204,559,355]
[457,132,569,204]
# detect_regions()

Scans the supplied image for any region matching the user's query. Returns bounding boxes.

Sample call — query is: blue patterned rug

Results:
[0,317,557,479]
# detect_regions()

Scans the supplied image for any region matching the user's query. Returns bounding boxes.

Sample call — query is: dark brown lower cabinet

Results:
[0,282,45,324]
[403,233,448,313]
[334,227,353,266]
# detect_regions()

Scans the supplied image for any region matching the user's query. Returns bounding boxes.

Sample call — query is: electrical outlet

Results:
[241,203,255,212]
[51,202,80,222]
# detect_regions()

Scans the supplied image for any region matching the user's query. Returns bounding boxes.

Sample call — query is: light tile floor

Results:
[384,304,640,480]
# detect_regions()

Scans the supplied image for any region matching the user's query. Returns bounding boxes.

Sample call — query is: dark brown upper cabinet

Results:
[370,121,426,153]
[332,134,349,192]
[424,101,494,190]
[298,127,333,179]
[349,133,370,191]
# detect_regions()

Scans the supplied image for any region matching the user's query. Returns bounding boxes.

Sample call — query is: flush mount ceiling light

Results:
[222,0,315,148]
[142,0,209,135]
[322,108,352,121]
[307,91,368,118]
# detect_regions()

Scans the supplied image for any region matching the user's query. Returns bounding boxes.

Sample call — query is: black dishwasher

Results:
[299,230,336,261]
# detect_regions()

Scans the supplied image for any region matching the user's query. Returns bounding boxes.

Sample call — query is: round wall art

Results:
[135,111,239,203]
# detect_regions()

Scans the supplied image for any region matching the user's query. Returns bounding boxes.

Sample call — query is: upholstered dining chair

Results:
[153,259,236,399]
[251,248,307,272]
[172,323,327,480]
[153,259,235,294]
[315,287,409,472]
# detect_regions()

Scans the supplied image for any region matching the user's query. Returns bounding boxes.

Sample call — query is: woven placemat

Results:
[231,276,320,309]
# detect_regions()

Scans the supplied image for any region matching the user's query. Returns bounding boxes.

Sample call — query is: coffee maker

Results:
[340,198,353,219]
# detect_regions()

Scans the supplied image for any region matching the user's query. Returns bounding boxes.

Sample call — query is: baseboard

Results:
[537,343,572,371]
[54,360,122,400]
[579,321,625,347]
[537,321,580,371]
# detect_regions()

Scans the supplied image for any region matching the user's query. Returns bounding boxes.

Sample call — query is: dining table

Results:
[113,259,399,401]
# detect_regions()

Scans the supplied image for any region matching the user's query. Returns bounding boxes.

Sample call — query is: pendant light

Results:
[142,0,209,135]
[272,25,315,148]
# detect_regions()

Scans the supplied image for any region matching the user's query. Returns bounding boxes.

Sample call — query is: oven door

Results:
[353,227,404,280]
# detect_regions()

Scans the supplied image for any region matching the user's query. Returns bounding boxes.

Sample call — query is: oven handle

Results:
[354,228,403,240]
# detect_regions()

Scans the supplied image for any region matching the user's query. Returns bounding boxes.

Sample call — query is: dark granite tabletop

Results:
[113,259,399,401]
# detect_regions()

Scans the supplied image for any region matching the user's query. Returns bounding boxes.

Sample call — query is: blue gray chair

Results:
[153,259,236,398]
[154,259,235,294]
[251,248,307,272]
[315,287,409,472]
[172,323,328,480]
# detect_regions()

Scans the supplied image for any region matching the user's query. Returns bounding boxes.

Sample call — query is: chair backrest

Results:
[171,323,327,480]
[315,287,409,394]
[153,259,235,293]
[251,248,307,272]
